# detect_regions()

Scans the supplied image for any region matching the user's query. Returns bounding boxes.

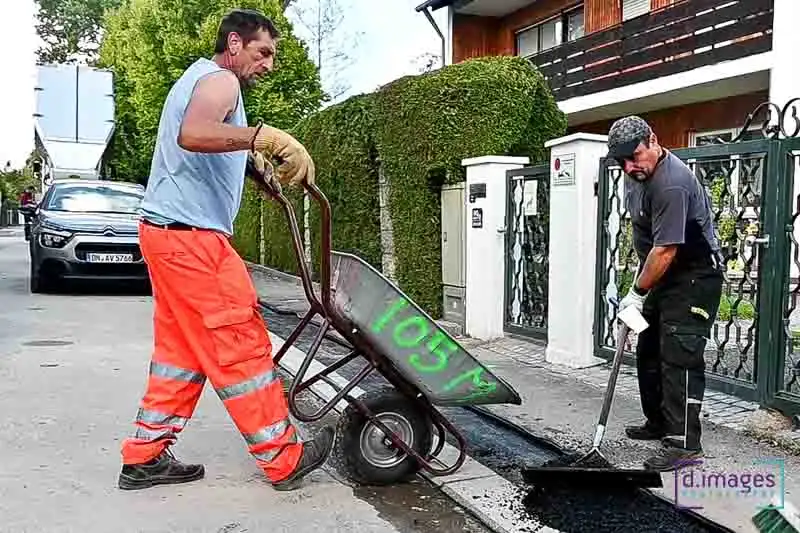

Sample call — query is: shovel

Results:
[521,302,663,490]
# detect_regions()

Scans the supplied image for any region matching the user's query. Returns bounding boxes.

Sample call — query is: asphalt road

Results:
[0,227,489,533]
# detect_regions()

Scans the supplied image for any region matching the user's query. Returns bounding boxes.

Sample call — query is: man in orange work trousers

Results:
[118,9,334,491]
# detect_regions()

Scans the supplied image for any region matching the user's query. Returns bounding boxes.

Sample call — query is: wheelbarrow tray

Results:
[330,251,521,407]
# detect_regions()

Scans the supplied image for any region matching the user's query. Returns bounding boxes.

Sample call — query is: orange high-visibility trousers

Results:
[120,221,303,483]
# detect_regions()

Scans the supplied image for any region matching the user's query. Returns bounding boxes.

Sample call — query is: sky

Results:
[0,0,447,171]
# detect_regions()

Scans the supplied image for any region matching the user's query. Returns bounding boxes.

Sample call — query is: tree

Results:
[286,0,361,104]
[97,0,324,183]
[34,0,123,65]
[0,154,39,204]
[34,0,295,65]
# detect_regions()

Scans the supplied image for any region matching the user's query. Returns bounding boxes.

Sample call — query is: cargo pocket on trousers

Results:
[663,323,707,369]
[203,306,270,366]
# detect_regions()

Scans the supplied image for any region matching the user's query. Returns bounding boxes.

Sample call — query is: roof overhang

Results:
[415,0,457,12]
[415,0,534,17]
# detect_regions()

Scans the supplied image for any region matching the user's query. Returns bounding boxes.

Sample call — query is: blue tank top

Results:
[139,58,247,235]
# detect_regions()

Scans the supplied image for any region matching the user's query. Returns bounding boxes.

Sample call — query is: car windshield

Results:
[45,184,144,214]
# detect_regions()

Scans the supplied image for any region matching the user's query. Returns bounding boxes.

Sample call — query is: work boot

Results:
[643,445,703,472]
[272,426,335,491]
[118,449,205,490]
[624,421,665,440]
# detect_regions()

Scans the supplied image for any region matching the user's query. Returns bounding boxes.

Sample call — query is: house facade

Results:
[416,0,780,150]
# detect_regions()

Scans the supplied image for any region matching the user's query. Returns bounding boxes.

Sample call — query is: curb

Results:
[267,329,556,533]
[246,261,314,288]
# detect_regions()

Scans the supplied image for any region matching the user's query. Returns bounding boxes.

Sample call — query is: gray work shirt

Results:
[624,151,721,267]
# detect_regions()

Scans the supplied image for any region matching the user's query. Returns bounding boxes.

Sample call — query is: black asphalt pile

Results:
[260,303,731,533]
[521,486,723,533]
[538,454,607,468]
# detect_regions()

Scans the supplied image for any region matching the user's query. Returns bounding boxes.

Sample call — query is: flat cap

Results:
[607,115,652,159]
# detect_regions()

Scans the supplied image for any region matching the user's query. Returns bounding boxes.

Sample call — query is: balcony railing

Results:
[528,0,774,101]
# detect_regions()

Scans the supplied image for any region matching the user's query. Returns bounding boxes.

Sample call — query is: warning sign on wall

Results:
[552,153,576,187]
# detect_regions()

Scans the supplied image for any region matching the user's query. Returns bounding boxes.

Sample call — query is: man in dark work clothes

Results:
[608,116,724,472]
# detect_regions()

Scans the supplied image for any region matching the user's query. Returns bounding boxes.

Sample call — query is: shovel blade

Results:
[521,465,663,489]
[521,450,663,490]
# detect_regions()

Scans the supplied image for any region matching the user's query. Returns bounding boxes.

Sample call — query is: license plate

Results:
[86,253,134,263]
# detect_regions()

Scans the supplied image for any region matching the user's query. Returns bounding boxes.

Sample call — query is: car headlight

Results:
[39,228,73,248]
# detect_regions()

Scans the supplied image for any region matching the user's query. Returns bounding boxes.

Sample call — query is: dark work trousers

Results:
[635,262,723,451]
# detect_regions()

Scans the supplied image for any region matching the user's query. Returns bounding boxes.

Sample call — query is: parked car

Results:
[22,179,149,293]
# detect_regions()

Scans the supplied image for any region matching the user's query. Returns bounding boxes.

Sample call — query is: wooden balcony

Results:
[529,0,774,101]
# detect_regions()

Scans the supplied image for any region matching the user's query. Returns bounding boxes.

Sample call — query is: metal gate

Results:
[504,163,550,339]
[593,101,800,414]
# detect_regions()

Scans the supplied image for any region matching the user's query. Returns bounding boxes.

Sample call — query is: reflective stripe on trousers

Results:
[120,222,303,482]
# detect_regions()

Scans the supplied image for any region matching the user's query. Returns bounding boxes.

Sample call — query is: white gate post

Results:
[769,0,800,283]
[462,155,530,341]
[545,133,610,368]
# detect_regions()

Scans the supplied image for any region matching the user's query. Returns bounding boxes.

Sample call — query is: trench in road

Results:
[260,303,735,533]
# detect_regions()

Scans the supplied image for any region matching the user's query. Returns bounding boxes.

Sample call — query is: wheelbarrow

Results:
[246,159,522,486]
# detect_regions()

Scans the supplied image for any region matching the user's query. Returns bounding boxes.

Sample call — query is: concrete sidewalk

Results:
[248,262,800,533]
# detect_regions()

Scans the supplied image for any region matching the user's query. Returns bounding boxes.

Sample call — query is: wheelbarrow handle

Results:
[245,157,334,316]
[303,182,333,313]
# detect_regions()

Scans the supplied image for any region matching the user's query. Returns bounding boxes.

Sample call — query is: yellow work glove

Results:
[252,123,315,186]
[248,150,282,196]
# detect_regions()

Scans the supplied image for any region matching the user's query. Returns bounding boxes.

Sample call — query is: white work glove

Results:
[619,283,647,314]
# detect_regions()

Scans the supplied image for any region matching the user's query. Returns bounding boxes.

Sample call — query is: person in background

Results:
[18,186,37,240]
[608,115,724,472]
[18,186,35,207]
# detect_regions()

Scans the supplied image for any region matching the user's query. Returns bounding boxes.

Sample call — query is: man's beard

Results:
[241,76,258,90]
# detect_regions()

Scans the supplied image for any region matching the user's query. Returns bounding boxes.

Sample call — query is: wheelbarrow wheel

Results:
[333,387,433,486]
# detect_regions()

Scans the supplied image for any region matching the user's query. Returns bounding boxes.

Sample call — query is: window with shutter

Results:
[622,0,650,21]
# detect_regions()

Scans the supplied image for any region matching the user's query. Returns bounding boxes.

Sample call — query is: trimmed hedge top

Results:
[238,55,567,318]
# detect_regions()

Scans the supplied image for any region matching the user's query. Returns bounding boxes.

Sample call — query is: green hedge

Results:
[373,57,565,316]
[234,56,567,318]
[297,93,382,273]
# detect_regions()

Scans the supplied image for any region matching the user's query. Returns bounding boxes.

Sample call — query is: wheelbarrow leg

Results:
[273,308,316,366]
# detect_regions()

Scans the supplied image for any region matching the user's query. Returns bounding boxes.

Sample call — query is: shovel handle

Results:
[593,300,632,447]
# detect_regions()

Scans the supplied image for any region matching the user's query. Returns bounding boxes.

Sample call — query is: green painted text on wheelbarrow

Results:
[370,297,497,400]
